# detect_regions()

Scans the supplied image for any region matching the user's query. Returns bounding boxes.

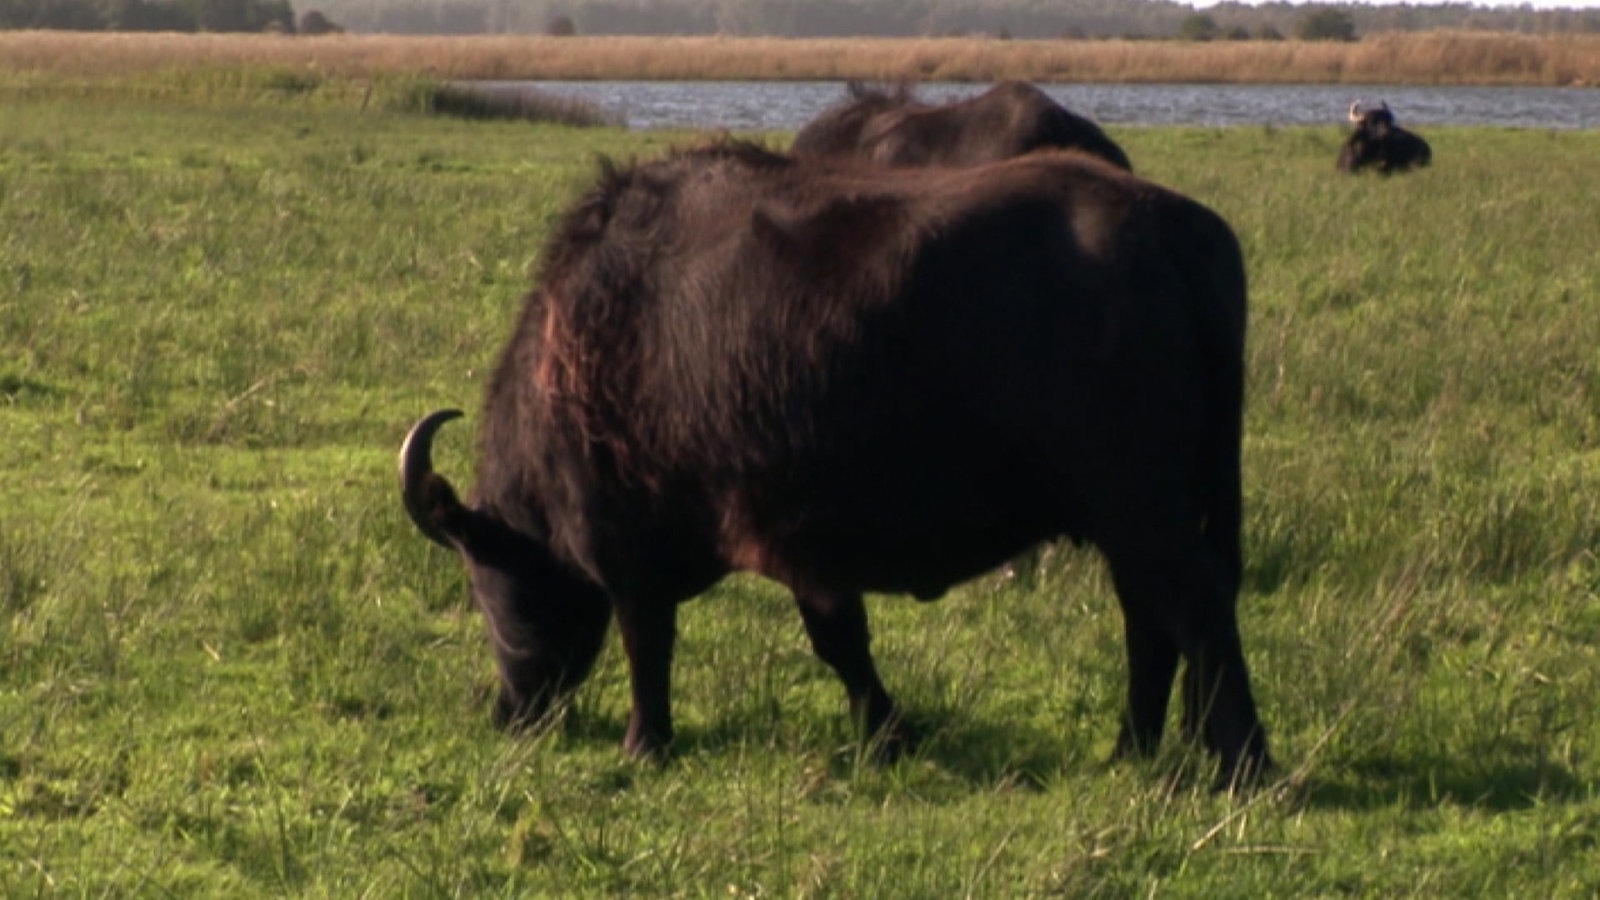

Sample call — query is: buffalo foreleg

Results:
[793,588,916,760]
[614,599,678,761]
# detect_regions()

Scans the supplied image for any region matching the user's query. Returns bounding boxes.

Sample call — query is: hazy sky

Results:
[1192,1,1600,7]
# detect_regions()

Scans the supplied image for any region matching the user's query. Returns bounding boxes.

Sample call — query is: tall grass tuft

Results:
[424,82,620,126]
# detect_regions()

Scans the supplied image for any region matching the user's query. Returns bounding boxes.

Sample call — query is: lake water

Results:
[497,80,1599,131]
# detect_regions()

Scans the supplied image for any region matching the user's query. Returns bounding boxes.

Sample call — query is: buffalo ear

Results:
[410,472,472,548]
[749,205,803,257]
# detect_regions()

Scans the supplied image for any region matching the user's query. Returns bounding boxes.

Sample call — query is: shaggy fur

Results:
[792,80,1133,172]
[400,140,1273,786]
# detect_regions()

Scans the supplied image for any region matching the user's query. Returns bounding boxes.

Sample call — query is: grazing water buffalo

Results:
[1338,100,1432,174]
[399,141,1272,785]
[791,80,1133,172]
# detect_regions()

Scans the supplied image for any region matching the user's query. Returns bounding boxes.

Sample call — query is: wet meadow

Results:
[2,67,1599,896]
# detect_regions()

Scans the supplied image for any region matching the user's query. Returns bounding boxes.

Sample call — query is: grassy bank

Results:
[2,79,1600,895]
[2,29,1599,85]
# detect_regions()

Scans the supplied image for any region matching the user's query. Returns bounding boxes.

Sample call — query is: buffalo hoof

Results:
[623,724,674,764]
[1110,727,1163,762]
[863,713,920,764]
[1213,752,1277,795]
[493,689,555,733]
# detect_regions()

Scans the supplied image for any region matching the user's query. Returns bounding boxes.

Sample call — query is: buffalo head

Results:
[400,409,613,734]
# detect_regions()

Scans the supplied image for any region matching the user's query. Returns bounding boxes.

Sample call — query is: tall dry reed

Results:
[1,30,1596,86]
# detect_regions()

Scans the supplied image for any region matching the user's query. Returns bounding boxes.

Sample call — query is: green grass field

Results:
[3,78,1599,897]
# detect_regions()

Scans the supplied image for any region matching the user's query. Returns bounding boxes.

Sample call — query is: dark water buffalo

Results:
[1338,100,1432,174]
[791,80,1133,172]
[399,142,1271,785]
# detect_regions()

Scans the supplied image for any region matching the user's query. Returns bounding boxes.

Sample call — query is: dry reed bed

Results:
[2,30,1598,86]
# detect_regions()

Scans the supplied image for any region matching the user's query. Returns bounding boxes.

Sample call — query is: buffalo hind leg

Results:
[793,588,916,760]
[1104,540,1272,788]
[614,599,678,762]
[1180,610,1272,789]
[1112,616,1181,760]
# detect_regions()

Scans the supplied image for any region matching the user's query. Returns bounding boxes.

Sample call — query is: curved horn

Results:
[1348,99,1363,122]
[399,408,465,548]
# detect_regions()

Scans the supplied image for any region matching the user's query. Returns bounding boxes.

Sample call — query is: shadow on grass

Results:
[542,698,1082,788]
[506,689,1596,813]
[898,712,1092,789]
[511,688,1236,795]
[1300,754,1593,812]
[597,703,1109,792]
[499,703,1596,814]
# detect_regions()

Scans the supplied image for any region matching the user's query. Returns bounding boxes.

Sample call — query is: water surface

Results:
[495,80,1599,131]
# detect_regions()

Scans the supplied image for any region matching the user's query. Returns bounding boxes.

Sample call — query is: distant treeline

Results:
[0,0,365,32]
[6,0,1600,38]
[299,0,1600,39]
[0,0,303,30]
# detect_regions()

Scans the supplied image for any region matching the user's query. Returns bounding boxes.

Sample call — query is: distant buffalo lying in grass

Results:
[1338,100,1432,174]
[792,80,1133,172]
[399,139,1273,788]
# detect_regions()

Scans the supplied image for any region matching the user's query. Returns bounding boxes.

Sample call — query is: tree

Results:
[182,0,292,30]
[1177,13,1218,41]
[6,0,101,27]
[103,0,197,29]
[1297,8,1356,42]
[299,7,341,32]
[545,12,576,35]
[188,0,249,30]
[253,0,292,29]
